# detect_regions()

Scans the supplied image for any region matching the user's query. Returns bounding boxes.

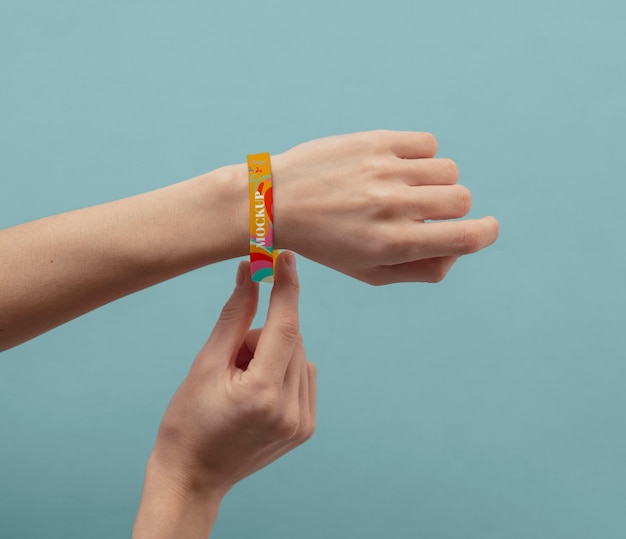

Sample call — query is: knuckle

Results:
[305,424,316,442]
[369,128,392,142]
[422,132,438,155]
[361,266,393,286]
[356,130,385,152]
[366,272,390,286]
[453,185,472,216]
[362,129,399,155]
[272,409,300,440]
[426,262,450,283]
[296,417,315,443]
[218,300,240,323]
[368,156,392,179]
[284,273,300,293]
[442,158,459,182]
[382,229,412,259]
[307,417,317,440]
[245,384,281,419]
[459,222,483,253]
[218,297,252,324]
[277,314,300,342]
[295,335,307,358]
[361,231,387,260]
[307,361,317,379]
[366,184,403,219]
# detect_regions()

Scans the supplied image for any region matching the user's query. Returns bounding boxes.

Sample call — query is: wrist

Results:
[231,153,297,255]
[133,451,226,539]
[269,151,298,252]
[192,163,249,263]
[116,163,249,277]
[195,155,297,265]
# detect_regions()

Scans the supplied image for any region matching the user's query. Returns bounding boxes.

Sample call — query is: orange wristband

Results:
[248,153,277,282]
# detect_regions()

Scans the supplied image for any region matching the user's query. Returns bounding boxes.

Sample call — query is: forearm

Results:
[0,164,248,351]
[133,453,225,539]
[1,131,500,350]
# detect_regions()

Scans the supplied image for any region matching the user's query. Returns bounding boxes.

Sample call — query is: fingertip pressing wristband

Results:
[247,152,277,283]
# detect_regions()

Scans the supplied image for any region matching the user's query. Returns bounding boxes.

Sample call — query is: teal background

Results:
[1,0,625,537]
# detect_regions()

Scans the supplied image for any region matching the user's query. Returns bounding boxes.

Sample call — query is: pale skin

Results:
[133,253,316,538]
[0,130,498,351]
[2,130,499,537]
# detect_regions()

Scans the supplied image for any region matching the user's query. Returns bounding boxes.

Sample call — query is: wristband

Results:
[248,152,277,282]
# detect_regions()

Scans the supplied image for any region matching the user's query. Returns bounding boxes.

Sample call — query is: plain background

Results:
[1,1,625,537]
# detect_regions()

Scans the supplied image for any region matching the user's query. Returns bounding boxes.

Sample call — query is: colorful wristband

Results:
[248,152,277,282]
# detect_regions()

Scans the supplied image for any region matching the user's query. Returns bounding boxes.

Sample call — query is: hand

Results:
[0,129,497,351]
[133,252,316,538]
[272,130,499,285]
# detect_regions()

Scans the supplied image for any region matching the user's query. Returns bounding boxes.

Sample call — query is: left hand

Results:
[271,130,499,284]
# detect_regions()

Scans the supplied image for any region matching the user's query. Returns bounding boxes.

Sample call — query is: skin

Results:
[0,130,498,352]
[2,130,499,536]
[132,253,316,538]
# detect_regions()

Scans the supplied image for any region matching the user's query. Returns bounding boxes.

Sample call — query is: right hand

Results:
[133,253,315,538]
[150,252,315,496]
[271,130,499,285]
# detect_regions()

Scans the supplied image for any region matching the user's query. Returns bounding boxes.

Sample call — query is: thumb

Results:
[247,251,300,378]
[197,261,259,367]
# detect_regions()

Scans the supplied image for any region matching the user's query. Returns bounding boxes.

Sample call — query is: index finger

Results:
[248,251,301,381]
[384,216,500,265]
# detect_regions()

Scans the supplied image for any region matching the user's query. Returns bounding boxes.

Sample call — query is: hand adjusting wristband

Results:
[247,152,277,283]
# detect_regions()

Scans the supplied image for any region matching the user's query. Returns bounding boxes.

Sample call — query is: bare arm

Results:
[0,165,248,351]
[0,130,499,351]
[133,254,316,538]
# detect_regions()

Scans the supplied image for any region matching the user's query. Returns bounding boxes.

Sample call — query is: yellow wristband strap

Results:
[248,152,277,282]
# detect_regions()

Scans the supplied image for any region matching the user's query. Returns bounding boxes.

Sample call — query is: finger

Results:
[307,362,317,432]
[366,256,458,285]
[234,328,262,371]
[286,344,313,446]
[405,184,472,221]
[244,328,263,354]
[198,261,259,368]
[248,251,300,380]
[420,216,500,258]
[283,334,305,401]
[401,158,459,186]
[381,216,500,265]
[295,342,311,436]
[388,131,438,159]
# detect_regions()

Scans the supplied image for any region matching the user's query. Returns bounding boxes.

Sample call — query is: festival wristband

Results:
[248,152,277,283]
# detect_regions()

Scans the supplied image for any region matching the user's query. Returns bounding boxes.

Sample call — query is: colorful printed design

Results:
[248,152,277,283]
